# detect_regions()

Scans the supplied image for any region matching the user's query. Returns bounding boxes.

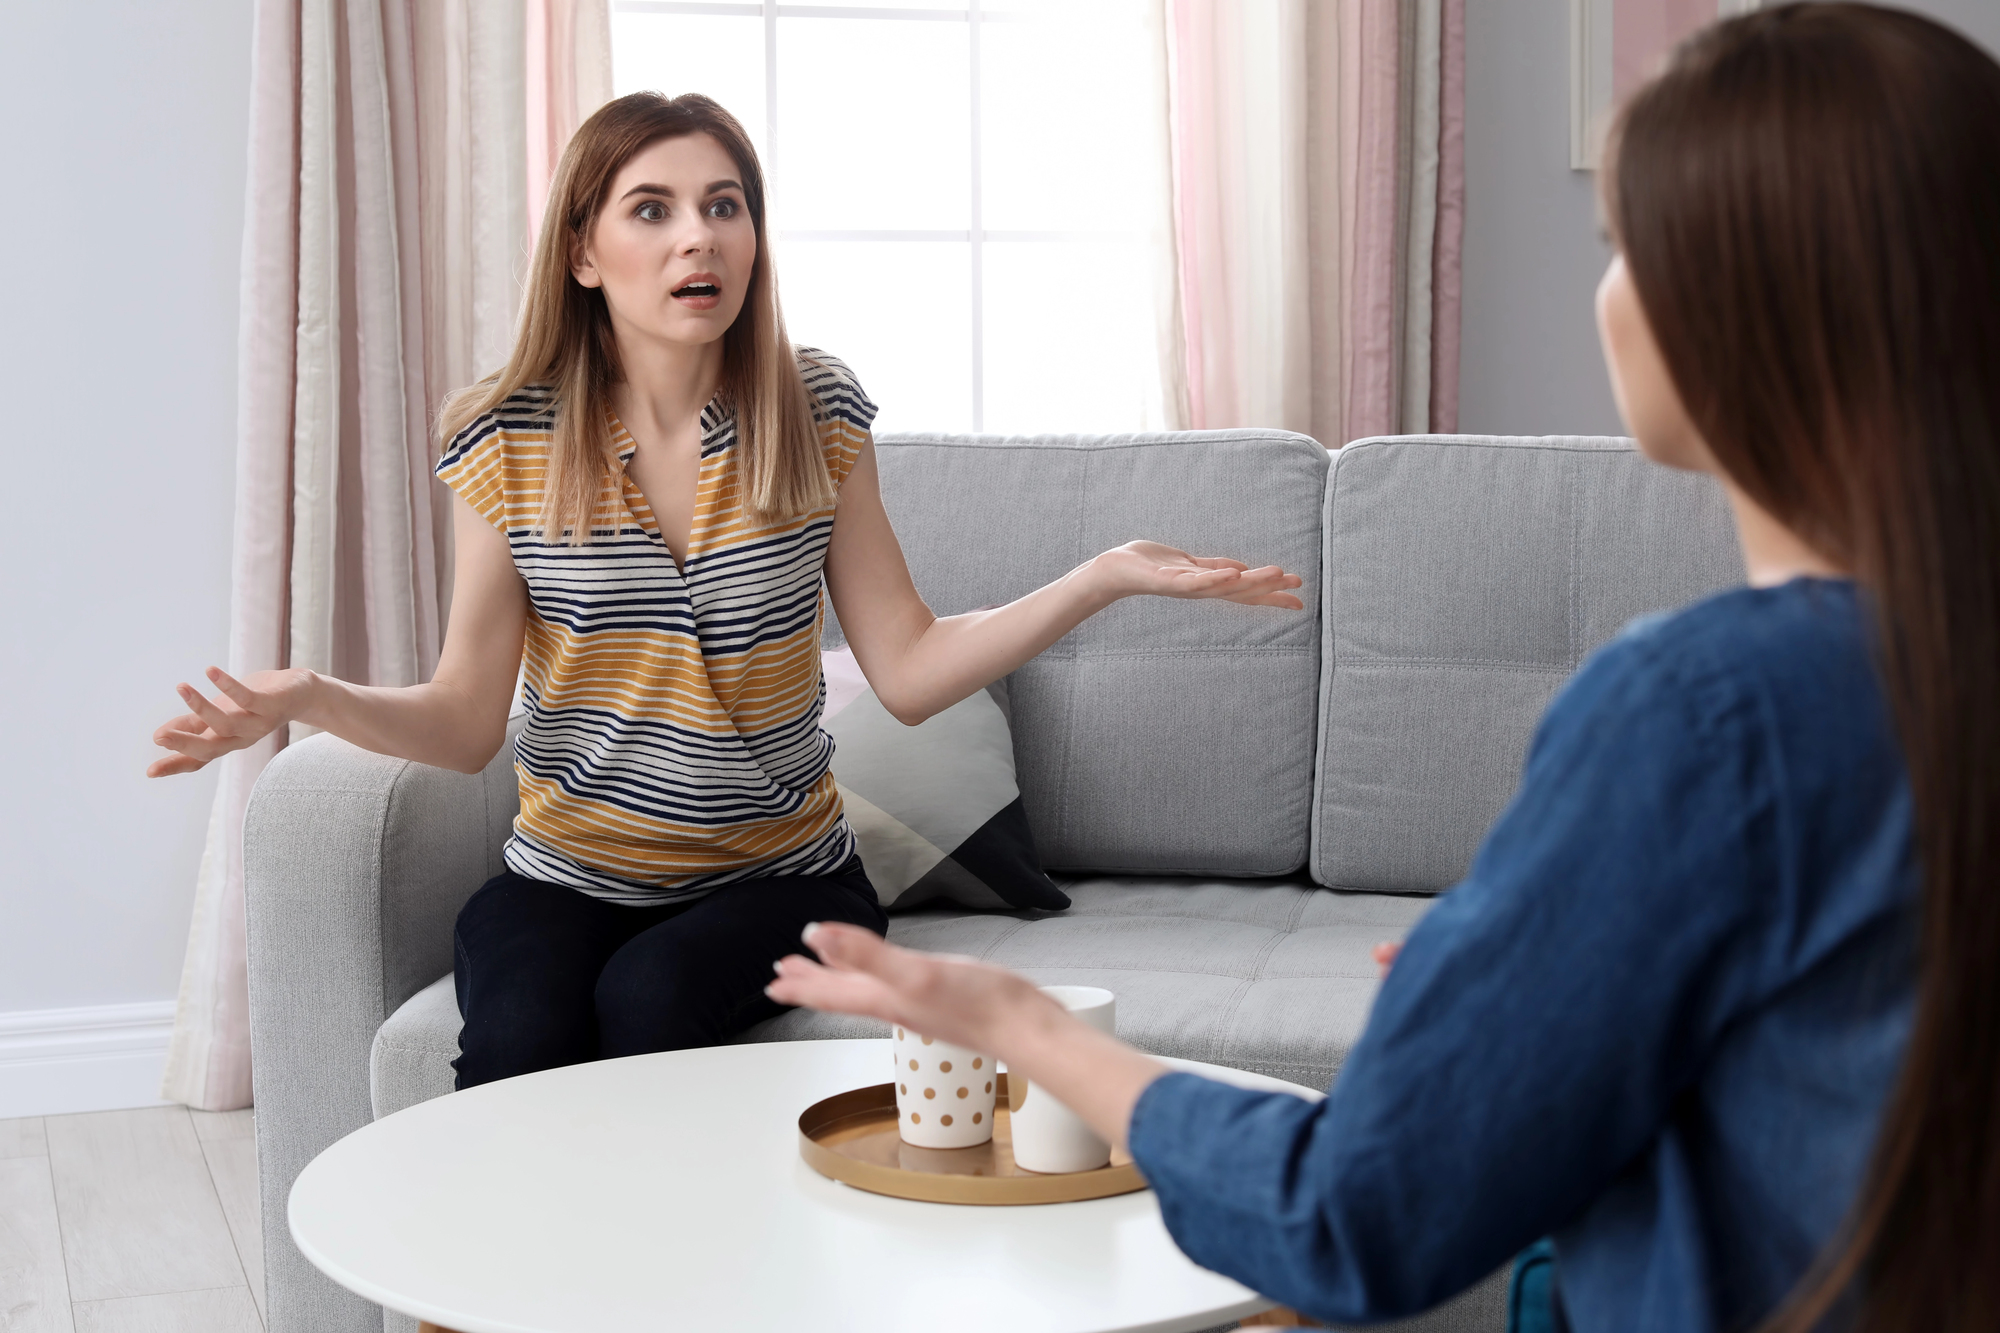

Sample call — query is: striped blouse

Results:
[435,349,875,903]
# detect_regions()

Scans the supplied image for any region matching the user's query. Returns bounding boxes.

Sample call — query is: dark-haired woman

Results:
[145,93,1302,1087]
[771,6,2000,1330]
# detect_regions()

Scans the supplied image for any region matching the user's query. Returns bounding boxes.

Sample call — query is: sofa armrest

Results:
[243,722,519,1333]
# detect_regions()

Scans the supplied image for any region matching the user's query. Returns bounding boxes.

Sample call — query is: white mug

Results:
[894,1026,997,1149]
[1009,986,1116,1173]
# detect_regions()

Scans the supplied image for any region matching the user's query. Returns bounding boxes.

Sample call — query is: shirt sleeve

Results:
[1126,627,1778,1322]
[795,347,878,491]
[434,411,513,533]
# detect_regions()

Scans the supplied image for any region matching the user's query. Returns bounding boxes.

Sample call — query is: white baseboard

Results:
[0,1001,178,1118]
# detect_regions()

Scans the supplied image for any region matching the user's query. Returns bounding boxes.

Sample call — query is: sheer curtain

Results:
[1164,0,1465,443]
[164,0,609,1112]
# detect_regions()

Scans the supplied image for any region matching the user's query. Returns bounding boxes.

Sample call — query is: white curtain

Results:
[1164,0,1464,444]
[165,0,610,1111]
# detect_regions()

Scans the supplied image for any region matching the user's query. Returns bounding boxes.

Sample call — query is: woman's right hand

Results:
[1373,940,1402,978]
[148,666,317,777]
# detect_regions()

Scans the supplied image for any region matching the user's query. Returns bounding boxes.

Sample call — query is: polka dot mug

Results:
[893,1027,998,1149]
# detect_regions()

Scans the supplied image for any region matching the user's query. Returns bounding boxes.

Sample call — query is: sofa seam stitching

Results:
[1569,450,1583,668]
[1031,646,1318,660]
[373,759,418,1023]
[1339,436,1633,456]
[873,432,1326,456]
[991,962,1380,981]
[897,911,1321,930]
[1203,890,1313,1064]
[969,917,1038,963]
[1322,656,1572,674]
[1056,448,1091,857]
[1310,454,1340,887]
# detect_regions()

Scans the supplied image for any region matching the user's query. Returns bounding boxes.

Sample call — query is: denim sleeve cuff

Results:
[1127,1070,1216,1184]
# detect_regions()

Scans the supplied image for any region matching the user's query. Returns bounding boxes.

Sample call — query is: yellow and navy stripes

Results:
[436,349,873,903]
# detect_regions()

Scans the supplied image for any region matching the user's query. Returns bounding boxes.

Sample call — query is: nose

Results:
[679,219,718,257]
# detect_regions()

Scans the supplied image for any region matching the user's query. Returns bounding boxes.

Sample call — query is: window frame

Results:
[613,1,1127,431]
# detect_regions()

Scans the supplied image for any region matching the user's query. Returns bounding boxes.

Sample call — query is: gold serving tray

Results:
[799,1073,1148,1205]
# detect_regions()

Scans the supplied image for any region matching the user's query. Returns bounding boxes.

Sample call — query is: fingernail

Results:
[801,922,821,943]
[772,959,784,974]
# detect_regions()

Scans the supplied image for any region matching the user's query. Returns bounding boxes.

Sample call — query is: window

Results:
[611,2,1174,435]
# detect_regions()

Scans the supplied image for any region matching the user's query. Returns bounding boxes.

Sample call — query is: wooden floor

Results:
[0,1106,264,1333]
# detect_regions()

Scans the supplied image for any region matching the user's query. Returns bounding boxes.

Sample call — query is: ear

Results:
[570,226,602,290]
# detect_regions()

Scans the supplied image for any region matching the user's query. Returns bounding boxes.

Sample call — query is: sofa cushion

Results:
[823,648,1067,911]
[865,431,1330,876]
[1312,435,1744,893]
[751,876,1430,1089]
[369,875,1432,1119]
[371,976,460,1119]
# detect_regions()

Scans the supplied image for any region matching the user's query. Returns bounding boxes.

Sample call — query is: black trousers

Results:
[451,857,887,1090]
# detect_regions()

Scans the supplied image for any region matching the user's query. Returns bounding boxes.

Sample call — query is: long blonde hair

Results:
[438,92,831,542]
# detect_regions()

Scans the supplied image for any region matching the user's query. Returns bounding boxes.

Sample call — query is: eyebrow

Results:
[618,179,745,202]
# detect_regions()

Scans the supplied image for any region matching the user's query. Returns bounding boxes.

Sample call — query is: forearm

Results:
[295,672,510,774]
[865,557,1116,725]
[985,998,1172,1153]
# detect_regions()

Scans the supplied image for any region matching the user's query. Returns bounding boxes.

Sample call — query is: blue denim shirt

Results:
[1127,579,1916,1332]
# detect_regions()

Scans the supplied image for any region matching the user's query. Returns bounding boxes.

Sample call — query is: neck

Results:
[608,321,725,441]
[1721,478,1848,588]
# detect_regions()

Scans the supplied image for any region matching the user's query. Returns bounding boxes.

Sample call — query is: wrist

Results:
[992,984,1077,1069]
[287,668,330,729]
[1072,552,1130,610]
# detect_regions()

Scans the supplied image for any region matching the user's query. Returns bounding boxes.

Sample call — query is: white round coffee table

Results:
[289,1038,1322,1333]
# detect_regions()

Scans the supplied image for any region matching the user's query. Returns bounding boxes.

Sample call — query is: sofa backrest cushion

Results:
[1311,435,1744,893]
[864,431,1330,875]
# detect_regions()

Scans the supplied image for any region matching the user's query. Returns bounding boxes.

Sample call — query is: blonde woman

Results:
[148,93,1302,1088]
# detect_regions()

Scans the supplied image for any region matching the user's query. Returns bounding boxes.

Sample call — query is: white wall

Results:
[1457,0,2000,438]
[0,0,251,1045]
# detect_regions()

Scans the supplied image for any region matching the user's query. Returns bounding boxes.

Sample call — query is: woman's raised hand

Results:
[1092,541,1305,609]
[147,667,315,777]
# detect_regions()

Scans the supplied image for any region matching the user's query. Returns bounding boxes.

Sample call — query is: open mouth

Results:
[671,272,723,309]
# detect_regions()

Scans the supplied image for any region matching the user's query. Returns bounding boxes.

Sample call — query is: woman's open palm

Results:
[1097,541,1305,609]
[148,667,312,777]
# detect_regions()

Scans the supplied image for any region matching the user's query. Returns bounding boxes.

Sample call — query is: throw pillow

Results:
[822,647,1069,912]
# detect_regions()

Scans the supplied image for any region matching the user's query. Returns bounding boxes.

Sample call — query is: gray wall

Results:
[0,3,252,1012]
[1457,0,2000,438]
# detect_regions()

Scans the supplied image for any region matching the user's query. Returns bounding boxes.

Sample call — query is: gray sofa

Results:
[244,431,1743,1333]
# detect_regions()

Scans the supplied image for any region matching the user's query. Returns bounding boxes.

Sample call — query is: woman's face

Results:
[574,132,758,350]
[1596,253,1712,472]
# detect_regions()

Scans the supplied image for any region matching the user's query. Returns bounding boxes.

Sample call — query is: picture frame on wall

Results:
[1570,0,1767,169]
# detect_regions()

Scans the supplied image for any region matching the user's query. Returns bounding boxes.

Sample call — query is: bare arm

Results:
[148,493,528,777]
[768,923,1170,1152]
[823,437,1305,725]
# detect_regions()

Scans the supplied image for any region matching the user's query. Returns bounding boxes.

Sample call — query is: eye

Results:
[636,201,667,223]
[708,197,739,220]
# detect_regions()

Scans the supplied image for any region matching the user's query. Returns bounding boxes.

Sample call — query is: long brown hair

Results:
[439,92,830,541]
[1605,5,2000,1328]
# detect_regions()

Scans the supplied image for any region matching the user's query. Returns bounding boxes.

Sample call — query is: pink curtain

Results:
[1165,0,1464,445]
[527,0,615,242]
[165,0,606,1112]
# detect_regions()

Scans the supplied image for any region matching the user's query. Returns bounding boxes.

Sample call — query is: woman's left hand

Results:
[769,923,1173,1150]
[1090,541,1306,609]
[768,923,1061,1058]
